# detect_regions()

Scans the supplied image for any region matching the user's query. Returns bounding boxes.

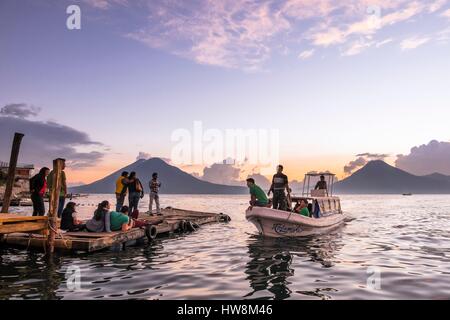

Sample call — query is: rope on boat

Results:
[47,220,70,249]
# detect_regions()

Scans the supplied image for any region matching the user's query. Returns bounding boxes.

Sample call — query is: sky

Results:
[1,0,450,186]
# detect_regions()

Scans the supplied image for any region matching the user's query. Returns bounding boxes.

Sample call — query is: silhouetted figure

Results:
[115,171,129,212]
[268,165,290,211]
[30,167,50,216]
[315,175,327,190]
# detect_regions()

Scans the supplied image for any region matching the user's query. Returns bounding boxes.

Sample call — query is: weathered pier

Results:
[0,132,231,254]
[0,207,231,253]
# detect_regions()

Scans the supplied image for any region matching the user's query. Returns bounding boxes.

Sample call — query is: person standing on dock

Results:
[148,172,162,215]
[29,167,50,216]
[268,165,290,211]
[47,158,67,218]
[127,171,144,213]
[115,171,129,212]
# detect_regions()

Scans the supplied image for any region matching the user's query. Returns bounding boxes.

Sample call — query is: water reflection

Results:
[3,194,450,299]
[244,236,294,299]
[0,249,64,300]
[244,229,344,300]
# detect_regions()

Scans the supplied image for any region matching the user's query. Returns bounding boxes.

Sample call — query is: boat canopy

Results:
[302,172,336,197]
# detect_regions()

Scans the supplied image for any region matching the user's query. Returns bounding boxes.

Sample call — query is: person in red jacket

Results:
[30,167,50,216]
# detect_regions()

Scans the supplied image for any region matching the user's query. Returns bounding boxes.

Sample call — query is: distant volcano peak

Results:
[336,160,450,194]
[70,157,246,195]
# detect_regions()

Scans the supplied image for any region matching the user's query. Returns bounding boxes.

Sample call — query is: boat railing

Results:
[301,172,336,197]
[290,196,343,215]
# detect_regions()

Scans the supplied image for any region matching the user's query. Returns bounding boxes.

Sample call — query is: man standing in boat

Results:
[268,165,290,211]
[315,175,327,190]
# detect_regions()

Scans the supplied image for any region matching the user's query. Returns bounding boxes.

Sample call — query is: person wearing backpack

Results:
[127,171,144,213]
[30,167,50,216]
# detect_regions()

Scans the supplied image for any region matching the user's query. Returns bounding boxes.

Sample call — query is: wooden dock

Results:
[0,214,48,234]
[0,207,231,253]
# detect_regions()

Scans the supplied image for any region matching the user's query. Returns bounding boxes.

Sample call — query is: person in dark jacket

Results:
[29,167,50,216]
[60,202,85,231]
[315,175,328,190]
[127,172,144,213]
[268,165,290,211]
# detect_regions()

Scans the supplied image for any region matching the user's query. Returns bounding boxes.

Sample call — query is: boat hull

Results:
[246,207,345,238]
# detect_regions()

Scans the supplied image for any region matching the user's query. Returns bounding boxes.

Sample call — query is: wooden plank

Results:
[0,215,48,223]
[0,221,47,234]
[63,232,115,238]
[155,222,174,234]
[1,234,73,251]
[87,228,145,252]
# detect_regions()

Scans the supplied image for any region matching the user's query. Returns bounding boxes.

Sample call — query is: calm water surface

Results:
[1,194,450,300]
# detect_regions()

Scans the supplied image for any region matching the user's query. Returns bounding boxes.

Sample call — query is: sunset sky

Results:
[1,0,450,186]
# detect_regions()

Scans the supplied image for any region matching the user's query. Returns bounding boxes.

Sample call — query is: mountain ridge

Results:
[334,160,450,194]
[71,159,450,195]
[70,158,247,194]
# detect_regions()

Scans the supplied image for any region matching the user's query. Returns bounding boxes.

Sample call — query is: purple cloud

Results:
[109,0,449,70]
[0,103,41,118]
[0,104,105,169]
[396,140,450,175]
[344,152,389,175]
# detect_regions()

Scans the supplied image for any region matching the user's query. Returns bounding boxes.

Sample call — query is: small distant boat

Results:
[246,172,346,238]
[402,193,413,196]
[69,193,89,199]
[0,191,33,207]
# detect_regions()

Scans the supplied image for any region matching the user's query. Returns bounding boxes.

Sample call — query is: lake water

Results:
[1,194,450,300]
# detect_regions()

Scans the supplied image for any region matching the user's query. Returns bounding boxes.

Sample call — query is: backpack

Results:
[29,174,38,193]
[135,179,142,192]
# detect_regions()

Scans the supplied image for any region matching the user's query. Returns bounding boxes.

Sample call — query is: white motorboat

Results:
[246,172,346,237]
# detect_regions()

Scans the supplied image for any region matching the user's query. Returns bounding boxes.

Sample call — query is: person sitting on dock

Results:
[29,167,50,216]
[86,200,111,233]
[120,206,151,229]
[110,208,133,232]
[128,172,144,213]
[246,178,269,208]
[60,202,85,232]
[115,171,129,212]
[294,199,310,217]
[149,172,162,215]
[315,175,327,190]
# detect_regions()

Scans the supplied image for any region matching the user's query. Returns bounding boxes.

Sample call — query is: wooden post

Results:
[47,159,63,254]
[1,133,25,214]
